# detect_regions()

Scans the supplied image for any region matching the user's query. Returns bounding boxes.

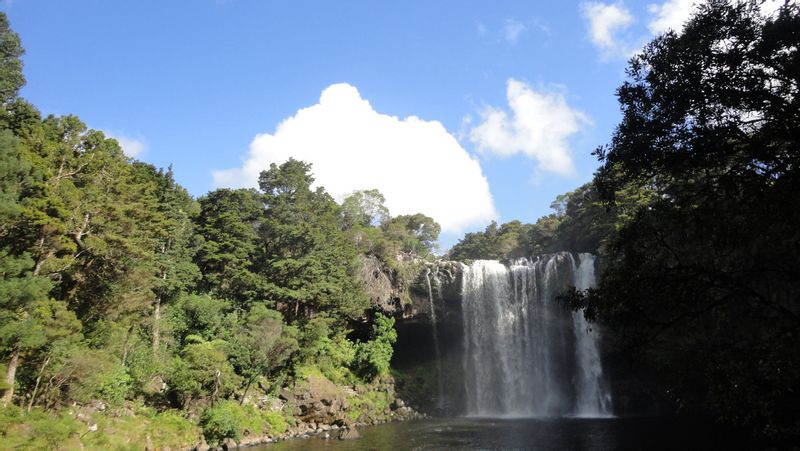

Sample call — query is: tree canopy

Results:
[566,0,800,443]
[0,12,443,432]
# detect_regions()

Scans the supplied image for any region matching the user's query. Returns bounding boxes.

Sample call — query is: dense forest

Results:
[0,12,444,447]
[1,0,799,448]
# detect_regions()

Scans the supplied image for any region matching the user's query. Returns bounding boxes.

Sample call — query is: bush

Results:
[263,411,287,434]
[97,362,133,406]
[168,340,240,406]
[56,349,130,405]
[351,314,397,381]
[200,400,246,446]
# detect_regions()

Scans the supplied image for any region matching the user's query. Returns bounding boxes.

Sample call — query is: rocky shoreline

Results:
[189,373,425,450]
[193,402,425,450]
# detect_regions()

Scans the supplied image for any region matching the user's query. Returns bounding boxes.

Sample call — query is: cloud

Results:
[585,0,788,61]
[648,0,784,35]
[102,130,146,158]
[213,83,496,234]
[469,79,591,176]
[581,2,635,57]
[503,19,526,44]
[647,0,696,35]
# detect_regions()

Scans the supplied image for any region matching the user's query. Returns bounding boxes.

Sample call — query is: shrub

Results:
[263,411,287,434]
[97,362,133,406]
[351,314,397,381]
[200,400,245,446]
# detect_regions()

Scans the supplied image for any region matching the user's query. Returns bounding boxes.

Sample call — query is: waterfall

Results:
[461,252,612,417]
[571,253,613,416]
[424,268,445,410]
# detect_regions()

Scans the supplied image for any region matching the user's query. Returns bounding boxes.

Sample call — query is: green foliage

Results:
[0,406,81,450]
[381,213,440,257]
[346,388,392,423]
[566,0,800,444]
[0,14,426,443]
[55,350,129,405]
[200,400,246,446]
[96,362,133,406]
[448,181,654,260]
[295,316,357,384]
[352,314,397,381]
[195,188,265,308]
[448,220,530,260]
[167,293,232,344]
[257,158,368,322]
[341,189,389,229]
[0,13,24,105]
[229,303,297,397]
[198,401,287,446]
[263,410,287,434]
[169,340,240,406]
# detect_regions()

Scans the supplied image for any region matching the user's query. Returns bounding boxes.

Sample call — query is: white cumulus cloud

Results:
[213,83,496,234]
[469,79,591,176]
[581,2,635,57]
[648,0,784,35]
[585,0,788,60]
[102,130,146,158]
[648,0,697,34]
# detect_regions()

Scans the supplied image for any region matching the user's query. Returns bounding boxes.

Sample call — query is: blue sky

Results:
[2,0,723,248]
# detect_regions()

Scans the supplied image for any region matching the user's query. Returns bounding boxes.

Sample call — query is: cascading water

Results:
[571,254,613,416]
[461,252,612,417]
[424,268,445,409]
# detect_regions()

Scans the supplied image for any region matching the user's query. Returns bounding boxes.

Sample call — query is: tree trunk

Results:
[27,354,50,412]
[240,377,255,405]
[152,297,161,354]
[211,369,221,406]
[32,233,50,277]
[1,349,20,407]
[152,268,167,355]
[122,323,134,366]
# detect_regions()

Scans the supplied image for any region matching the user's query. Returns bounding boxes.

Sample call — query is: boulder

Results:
[339,427,361,440]
[278,388,293,401]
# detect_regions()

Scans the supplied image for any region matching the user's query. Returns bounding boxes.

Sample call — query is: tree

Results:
[195,188,265,308]
[0,250,83,408]
[0,12,24,106]
[229,304,297,403]
[341,189,389,230]
[0,121,83,407]
[256,159,368,322]
[381,213,440,257]
[169,339,240,407]
[570,1,800,443]
[149,165,201,354]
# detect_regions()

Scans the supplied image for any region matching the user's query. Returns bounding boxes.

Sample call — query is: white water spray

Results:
[461,252,612,417]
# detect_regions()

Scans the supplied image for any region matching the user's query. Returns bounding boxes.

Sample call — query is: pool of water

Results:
[251,416,748,450]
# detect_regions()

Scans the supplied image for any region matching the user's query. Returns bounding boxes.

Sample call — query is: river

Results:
[251,416,746,450]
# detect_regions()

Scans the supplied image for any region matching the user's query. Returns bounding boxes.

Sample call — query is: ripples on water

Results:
[252,417,747,450]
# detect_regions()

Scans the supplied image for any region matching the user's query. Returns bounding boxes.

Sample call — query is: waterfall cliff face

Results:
[460,252,612,417]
